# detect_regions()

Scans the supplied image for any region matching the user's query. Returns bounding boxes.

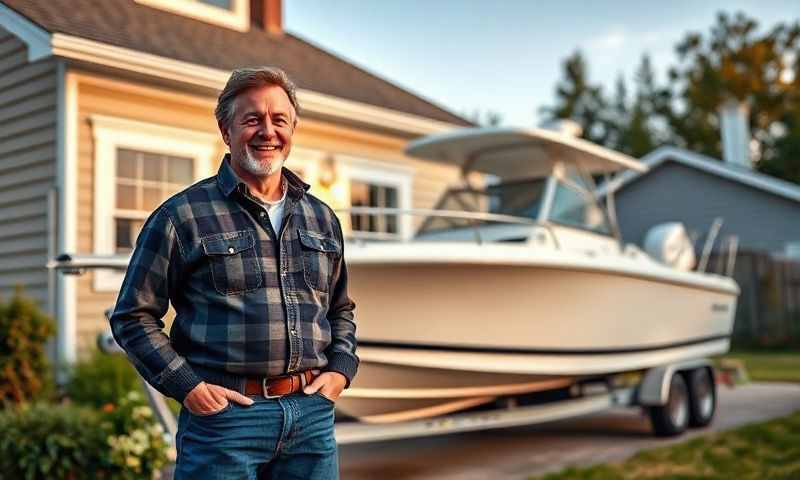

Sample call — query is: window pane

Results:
[384,186,398,208]
[142,153,164,182]
[116,183,137,210]
[550,184,585,226]
[386,212,397,234]
[198,0,232,9]
[351,181,368,206]
[115,218,143,253]
[167,156,194,184]
[549,182,610,234]
[142,186,162,211]
[116,149,138,179]
[487,179,546,219]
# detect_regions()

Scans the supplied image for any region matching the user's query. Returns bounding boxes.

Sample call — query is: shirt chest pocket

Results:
[201,230,263,295]
[298,229,340,293]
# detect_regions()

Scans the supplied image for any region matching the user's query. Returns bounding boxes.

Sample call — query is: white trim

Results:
[90,114,218,291]
[598,146,800,204]
[337,155,414,240]
[0,12,462,134]
[299,89,457,136]
[0,2,51,61]
[48,33,460,135]
[134,0,250,32]
[55,64,78,367]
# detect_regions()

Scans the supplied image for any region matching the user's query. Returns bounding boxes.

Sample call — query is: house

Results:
[0,0,472,368]
[601,146,800,256]
[599,146,800,345]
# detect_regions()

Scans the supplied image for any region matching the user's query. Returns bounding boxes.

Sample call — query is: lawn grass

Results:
[533,410,800,479]
[719,349,800,383]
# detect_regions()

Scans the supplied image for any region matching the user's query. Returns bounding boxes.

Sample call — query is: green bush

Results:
[0,403,111,479]
[0,289,55,404]
[0,395,173,480]
[65,348,145,408]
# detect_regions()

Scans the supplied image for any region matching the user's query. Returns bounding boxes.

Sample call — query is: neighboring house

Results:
[600,146,800,345]
[600,146,800,257]
[0,0,472,368]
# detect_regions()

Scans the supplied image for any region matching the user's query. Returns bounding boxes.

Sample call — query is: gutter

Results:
[48,33,459,136]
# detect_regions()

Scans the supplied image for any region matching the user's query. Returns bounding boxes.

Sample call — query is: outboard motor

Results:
[643,223,696,271]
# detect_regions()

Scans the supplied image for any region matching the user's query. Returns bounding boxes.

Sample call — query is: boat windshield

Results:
[417,177,547,234]
[548,167,612,235]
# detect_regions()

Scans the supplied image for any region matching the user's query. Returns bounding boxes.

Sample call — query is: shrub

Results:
[0,289,55,404]
[65,348,145,409]
[0,395,173,480]
[0,402,111,479]
[103,391,174,479]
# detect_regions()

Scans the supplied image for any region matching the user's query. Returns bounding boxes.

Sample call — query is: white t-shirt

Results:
[255,179,288,235]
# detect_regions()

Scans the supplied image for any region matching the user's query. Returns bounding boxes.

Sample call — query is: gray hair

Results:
[215,66,300,132]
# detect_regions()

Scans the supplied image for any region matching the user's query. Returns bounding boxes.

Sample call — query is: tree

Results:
[610,55,664,157]
[469,109,503,127]
[539,51,609,144]
[541,11,800,185]
[666,12,800,161]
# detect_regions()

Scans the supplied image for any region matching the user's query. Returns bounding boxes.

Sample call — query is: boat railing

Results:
[336,206,560,247]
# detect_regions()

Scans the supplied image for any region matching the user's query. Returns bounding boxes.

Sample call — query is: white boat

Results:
[336,127,739,423]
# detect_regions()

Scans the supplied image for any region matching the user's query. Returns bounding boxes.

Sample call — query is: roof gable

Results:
[599,146,800,204]
[1,0,472,128]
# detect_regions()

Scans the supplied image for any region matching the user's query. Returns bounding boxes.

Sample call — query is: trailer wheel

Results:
[649,373,689,437]
[687,367,716,427]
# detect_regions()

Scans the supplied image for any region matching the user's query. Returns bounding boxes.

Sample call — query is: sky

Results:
[285,1,799,128]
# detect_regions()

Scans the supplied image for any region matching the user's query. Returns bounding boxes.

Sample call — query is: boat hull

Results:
[336,253,737,422]
[347,261,736,353]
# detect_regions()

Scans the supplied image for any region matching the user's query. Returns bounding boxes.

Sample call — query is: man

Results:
[110,66,357,479]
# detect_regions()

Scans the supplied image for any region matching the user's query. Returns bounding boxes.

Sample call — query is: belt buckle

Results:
[261,378,282,399]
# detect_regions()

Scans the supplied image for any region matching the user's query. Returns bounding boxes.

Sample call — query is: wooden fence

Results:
[708,249,800,347]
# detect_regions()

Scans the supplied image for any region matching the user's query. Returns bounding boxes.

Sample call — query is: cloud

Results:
[584,28,628,51]
[584,27,667,53]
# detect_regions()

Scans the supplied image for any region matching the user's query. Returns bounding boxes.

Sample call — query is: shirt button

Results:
[259,211,266,218]
[227,246,235,254]
[290,329,297,336]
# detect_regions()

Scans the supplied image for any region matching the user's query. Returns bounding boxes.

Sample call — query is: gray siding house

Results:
[602,146,800,256]
[600,146,800,345]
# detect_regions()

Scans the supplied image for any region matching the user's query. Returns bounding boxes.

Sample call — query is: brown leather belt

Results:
[243,370,316,398]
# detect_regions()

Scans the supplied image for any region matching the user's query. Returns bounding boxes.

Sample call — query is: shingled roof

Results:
[3,0,471,126]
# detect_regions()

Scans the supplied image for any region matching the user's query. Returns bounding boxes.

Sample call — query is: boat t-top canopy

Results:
[405,127,648,179]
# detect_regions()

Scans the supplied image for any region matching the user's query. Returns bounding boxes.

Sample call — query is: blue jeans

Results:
[174,391,338,479]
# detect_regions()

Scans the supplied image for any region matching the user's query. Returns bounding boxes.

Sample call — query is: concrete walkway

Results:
[338,382,800,479]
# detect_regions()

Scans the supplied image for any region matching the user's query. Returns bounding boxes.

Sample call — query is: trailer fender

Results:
[638,359,714,406]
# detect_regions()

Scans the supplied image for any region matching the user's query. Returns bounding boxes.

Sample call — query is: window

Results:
[338,155,413,241]
[114,149,194,253]
[91,115,218,291]
[198,0,232,8]
[350,181,399,237]
[135,0,249,31]
[548,174,611,234]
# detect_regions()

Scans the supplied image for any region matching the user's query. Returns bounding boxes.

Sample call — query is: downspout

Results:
[54,60,78,379]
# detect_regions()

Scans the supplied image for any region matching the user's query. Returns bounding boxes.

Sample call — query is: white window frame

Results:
[135,0,250,32]
[91,114,219,292]
[338,154,414,241]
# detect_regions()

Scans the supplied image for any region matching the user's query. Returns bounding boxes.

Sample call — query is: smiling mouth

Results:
[250,144,282,152]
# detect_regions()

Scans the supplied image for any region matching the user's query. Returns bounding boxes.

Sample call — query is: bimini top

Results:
[405,127,649,179]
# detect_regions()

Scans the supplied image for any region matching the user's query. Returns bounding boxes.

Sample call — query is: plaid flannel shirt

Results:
[110,156,358,402]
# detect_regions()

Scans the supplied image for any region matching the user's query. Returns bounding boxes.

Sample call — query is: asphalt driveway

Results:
[338,382,800,479]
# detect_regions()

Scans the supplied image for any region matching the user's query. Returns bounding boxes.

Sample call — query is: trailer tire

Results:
[648,373,689,437]
[687,367,716,428]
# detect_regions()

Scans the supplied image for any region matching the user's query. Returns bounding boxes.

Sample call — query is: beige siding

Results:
[73,73,460,354]
[74,76,224,354]
[0,27,57,307]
